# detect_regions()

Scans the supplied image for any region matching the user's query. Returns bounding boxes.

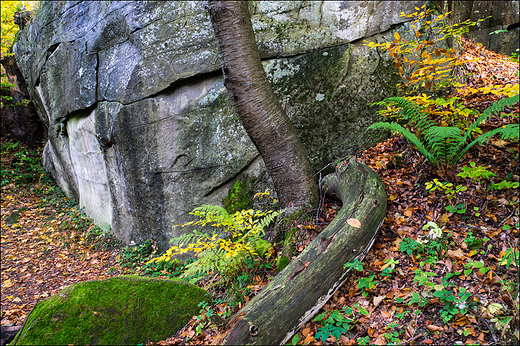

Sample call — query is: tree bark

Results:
[207,0,318,211]
[212,158,387,345]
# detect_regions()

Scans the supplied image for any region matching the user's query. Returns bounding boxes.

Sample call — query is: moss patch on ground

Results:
[12,275,209,345]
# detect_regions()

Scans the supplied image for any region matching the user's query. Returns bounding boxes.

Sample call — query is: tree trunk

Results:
[212,158,387,345]
[207,0,318,211]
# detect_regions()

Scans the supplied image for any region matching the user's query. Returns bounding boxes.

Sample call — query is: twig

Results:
[498,208,517,227]
[399,332,425,345]
[12,301,39,346]
[476,314,499,344]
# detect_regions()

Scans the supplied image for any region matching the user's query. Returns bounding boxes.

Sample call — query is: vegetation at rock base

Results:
[1,6,519,346]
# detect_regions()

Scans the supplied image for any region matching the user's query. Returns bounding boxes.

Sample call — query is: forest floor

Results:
[1,40,519,345]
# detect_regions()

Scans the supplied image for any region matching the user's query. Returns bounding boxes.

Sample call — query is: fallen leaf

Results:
[426,325,444,332]
[381,311,392,319]
[347,218,362,228]
[303,334,315,344]
[445,259,452,271]
[448,248,466,260]
[437,213,450,226]
[341,335,355,345]
[373,334,387,345]
[373,295,385,308]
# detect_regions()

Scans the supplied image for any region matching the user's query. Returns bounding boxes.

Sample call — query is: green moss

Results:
[277,255,291,272]
[12,276,208,345]
[223,178,254,214]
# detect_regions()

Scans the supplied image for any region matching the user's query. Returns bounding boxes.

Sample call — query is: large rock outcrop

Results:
[13,1,426,249]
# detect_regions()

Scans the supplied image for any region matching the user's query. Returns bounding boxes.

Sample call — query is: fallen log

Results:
[213,158,387,345]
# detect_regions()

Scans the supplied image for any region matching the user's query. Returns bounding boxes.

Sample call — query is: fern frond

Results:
[476,124,519,144]
[383,97,435,134]
[463,94,519,143]
[484,94,519,117]
[424,126,463,165]
[168,232,206,247]
[257,209,284,232]
[367,122,438,164]
[190,204,237,230]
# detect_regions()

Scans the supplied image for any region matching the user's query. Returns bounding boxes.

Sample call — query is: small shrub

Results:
[148,195,283,283]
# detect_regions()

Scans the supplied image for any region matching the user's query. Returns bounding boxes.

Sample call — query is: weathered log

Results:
[213,158,387,345]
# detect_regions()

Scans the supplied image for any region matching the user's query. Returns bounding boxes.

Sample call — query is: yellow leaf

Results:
[347,218,362,228]
[2,279,13,288]
[394,32,400,41]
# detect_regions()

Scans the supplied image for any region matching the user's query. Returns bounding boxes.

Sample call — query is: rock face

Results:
[13,0,426,249]
[12,276,208,345]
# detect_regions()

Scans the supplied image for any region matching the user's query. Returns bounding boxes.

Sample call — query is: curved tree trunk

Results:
[212,158,387,345]
[207,0,318,211]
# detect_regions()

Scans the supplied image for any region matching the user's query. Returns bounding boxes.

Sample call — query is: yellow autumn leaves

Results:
[365,5,488,93]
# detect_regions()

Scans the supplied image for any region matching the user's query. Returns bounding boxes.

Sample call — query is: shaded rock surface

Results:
[11,276,208,345]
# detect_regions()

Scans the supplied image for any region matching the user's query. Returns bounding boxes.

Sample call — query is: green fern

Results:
[464,94,519,143]
[367,121,438,164]
[383,97,435,133]
[149,202,282,283]
[168,230,208,248]
[368,94,519,170]
[424,126,463,164]
[258,210,283,232]
[476,124,519,143]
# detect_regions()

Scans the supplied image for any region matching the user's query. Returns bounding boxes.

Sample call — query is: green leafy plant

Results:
[435,287,473,323]
[457,162,496,182]
[148,200,282,283]
[491,180,519,190]
[313,310,353,343]
[344,258,364,272]
[357,273,378,296]
[383,322,401,344]
[399,237,421,256]
[117,239,157,269]
[463,232,487,251]
[408,291,429,307]
[413,269,438,288]
[1,147,47,187]
[357,336,370,345]
[499,247,520,269]
[367,94,519,171]
[445,203,466,214]
[313,303,368,343]
[381,258,399,276]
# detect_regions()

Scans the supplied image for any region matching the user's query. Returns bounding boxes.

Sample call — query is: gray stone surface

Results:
[13,1,425,250]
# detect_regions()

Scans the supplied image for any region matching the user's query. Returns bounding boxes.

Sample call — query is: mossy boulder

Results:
[12,275,208,345]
